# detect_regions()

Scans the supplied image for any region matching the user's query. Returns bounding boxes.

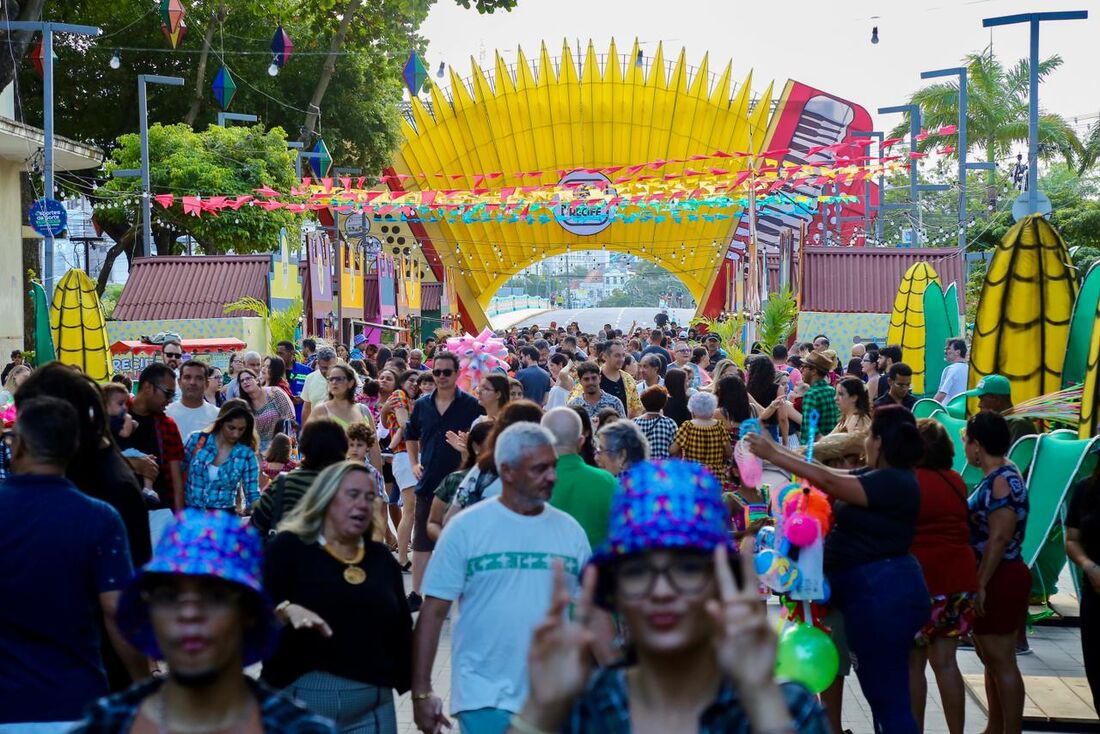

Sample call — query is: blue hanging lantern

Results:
[271,24,293,67]
[402,52,428,96]
[310,138,332,178]
[212,65,237,110]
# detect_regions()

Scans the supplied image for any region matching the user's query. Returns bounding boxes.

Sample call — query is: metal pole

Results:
[982,10,1088,215]
[216,112,258,126]
[138,77,150,258]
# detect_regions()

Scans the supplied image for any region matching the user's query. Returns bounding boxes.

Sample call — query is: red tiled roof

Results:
[113,255,272,321]
[799,247,965,314]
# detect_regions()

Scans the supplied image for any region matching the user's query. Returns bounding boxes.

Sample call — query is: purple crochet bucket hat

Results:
[590,458,733,571]
[116,509,278,665]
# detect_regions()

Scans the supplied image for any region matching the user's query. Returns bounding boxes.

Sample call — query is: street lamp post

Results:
[137,74,185,257]
[878,104,950,247]
[982,10,1088,216]
[0,21,101,297]
[920,67,998,250]
[216,112,258,126]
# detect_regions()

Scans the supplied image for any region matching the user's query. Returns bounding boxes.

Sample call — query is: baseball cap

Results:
[962,374,1011,398]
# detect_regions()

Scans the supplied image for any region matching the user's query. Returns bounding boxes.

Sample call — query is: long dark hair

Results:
[464,420,494,471]
[210,399,258,451]
[745,355,778,407]
[570,404,598,466]
[481,373,511,412]
[871,406,922,468]
[663,368,691,425]
[477,400,544,473]
[715,375,753,423]
[837,376,871,418]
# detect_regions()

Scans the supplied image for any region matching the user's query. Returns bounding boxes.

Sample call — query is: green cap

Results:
[962,374,1011,398]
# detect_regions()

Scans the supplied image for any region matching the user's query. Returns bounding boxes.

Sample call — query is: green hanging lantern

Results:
[309,138,332,178]
[212,65,236,110]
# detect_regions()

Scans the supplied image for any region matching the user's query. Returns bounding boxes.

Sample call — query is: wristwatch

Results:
[411,691,435,701]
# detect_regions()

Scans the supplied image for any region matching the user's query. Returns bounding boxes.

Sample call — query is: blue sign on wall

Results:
[29,198,67,237]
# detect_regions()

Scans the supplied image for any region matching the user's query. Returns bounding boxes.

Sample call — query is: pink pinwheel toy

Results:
[444,328,510,393]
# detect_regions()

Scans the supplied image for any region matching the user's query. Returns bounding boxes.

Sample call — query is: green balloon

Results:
[775,623,839,694]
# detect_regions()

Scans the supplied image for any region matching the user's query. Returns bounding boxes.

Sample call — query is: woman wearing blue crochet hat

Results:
[508,459,829,734]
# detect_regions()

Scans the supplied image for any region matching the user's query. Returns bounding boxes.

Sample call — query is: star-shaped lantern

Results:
[28,36,57,79]
[309,138,332,178]
[402,52,428,96]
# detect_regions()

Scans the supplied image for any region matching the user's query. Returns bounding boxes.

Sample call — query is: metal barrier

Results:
[487,295,551,316]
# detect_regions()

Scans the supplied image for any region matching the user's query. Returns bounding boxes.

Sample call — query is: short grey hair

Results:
[688,390,718,418]
[316,346,337,361]
[597,420,650,466]
[243,351,261,362]
[494,422,556,470]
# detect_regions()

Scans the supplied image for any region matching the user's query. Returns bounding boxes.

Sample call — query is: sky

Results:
[419,0,1098,145]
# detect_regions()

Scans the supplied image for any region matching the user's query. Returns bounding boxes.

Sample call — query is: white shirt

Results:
[938,362,969,403]
[422,497,591,715]
[546,384,571,410]
[301,368,329,408]
[636,377,664,396]
[166,400,220,441]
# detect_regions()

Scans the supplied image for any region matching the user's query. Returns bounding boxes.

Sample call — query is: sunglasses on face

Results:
[163,352,182,359]
[432,368,454,377]
[154,384,174,399]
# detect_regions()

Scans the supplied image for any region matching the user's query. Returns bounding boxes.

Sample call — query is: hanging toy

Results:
[444,328,510,393]
[754,548,800,592]
[734,417,764,488]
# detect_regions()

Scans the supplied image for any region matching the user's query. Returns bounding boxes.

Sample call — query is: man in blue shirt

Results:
[277,339,311,426]
[404,351,483,611]
[516,346,552,405]
[0,397,147,728]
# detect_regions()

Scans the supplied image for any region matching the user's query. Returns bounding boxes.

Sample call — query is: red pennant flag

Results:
[937,124,958,136]
[882,137,904,149]
[254,185,280,198]
[227,195,254,210]
[256,200,285,211]
[915,129,930,141]
[909,151,928,159]
[153,194,175,208]
[340,177,351,190]
[181,196,202,216]
[712,150,732,158]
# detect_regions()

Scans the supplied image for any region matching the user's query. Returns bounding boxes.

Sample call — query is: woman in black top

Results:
[1066,461,1100,711]
[663,368,692,426]
[745,354,782,441]
[263,461,412,733]
[747,406,930,733]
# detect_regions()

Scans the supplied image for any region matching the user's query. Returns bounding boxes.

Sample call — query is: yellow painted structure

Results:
[887,262,940,394]
[392,40,773,329]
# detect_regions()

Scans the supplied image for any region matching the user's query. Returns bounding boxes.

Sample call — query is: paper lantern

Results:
[160,19,187,49]
[402,52,428,96]
[29,36,57,79]
[271,24,293,67]
[160,0,185,33]
[212,65,237,110]
[309,138,332,179]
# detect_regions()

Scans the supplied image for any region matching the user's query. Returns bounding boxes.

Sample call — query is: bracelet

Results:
[509,715,555,734]
[411,691,435,701]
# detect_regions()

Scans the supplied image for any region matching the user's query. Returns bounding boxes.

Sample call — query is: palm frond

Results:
[689,314,747,367]
[758,287,798,352]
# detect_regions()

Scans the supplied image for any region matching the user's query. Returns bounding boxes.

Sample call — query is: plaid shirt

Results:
[672,420,729,480]
[72,677,336,733]
[182,431,260,510]
[633,414,678,459]
[562,667,829,734]
[569,371,643,415]
[802,380,840,435]
[569,392,626,424]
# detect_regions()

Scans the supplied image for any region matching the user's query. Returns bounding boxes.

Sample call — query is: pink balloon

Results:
[734,439,763,488]
[786,512,820,547]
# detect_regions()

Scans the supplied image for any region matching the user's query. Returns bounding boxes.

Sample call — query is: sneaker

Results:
[1016,645,1033,656]
[407,591,422,613]
[401,561,412,574]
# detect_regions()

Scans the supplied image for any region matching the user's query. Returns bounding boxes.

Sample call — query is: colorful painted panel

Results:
[378,253,396,319]
[797,312,890,354]
[269,227,301,310]
[340,242,365,315]
[306,232,333,317]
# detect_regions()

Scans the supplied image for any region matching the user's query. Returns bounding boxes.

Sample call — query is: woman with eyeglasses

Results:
[237,368,295,454]
[225,352,244,387]
[475,373,510,424]
[862,350,883,403]
[514,460,829,734]
[309,364,383,473]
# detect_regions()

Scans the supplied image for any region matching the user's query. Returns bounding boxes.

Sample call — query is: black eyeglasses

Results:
[163,352,183,359]
[616,554,713,598]
[432,368,454,377]
[153,384,174,399]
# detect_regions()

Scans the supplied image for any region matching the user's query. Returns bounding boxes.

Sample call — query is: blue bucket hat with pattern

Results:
[116,509,278,665]
[590,458,733,569]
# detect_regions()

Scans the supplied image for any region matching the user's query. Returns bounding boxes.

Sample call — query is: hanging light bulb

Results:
[635,49,644,69]
[109,49,121,69]
[871,26,879,44]
[267,55,280,77]
[436,61,445,79]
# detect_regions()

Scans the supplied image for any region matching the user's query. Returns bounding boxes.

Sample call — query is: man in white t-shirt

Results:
[165,361,219,440]
[412,423,591,734]
[933,338,969,405]
[300,346,337,423]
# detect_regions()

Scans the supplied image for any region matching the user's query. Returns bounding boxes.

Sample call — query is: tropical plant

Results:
[689,315,746,367]
[1079,121,1100,174]
[889,47,1084,190]
[224,296,303,349]
[100,284,125,320]
[758,287,798,353]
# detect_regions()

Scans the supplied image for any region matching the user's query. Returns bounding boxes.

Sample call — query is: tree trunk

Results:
[300,0,363,143]
[183,2,227,126]
[985,137,998,207]
[0,0,46,92]
[95,223,137,297]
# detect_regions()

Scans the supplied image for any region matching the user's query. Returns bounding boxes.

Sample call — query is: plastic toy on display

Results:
[444,328,510,393]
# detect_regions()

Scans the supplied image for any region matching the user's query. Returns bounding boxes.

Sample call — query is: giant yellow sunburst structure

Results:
[391,39,773,328]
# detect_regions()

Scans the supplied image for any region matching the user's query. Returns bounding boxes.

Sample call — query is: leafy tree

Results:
[596,260,692,307]
[889,47,1083,194]
[92,122,303,293]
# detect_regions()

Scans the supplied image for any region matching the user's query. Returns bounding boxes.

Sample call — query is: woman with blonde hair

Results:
[263,460,412,733]
[707,358,739,389]
[0,363,31,403]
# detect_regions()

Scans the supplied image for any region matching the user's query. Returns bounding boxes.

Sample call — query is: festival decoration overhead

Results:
[49,269,111,382]
[887,262,941,395]
[402,52,429,96]
[270,24,293,67]
[161,19,187,49]
[969,214,1078,410]
[444,328,510,393]
[212,65,237,110]
[921,278,961,398]
[160,0,186,48]
[28,36,56,79]
[1065,262,1100,438]
[309,138,332,179]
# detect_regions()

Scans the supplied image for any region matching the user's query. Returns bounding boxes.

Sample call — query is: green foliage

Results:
[96,123,302,254]
[595,260,692,308]
[224,295,302,348]
[758,288,798,353]
[689,315,746,367]
[100,283,125,320]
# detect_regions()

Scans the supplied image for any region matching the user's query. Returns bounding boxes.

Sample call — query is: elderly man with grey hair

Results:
[542,407,618,548]
[412,422,591,734]
[224,350,262,400]
[300,345,338,423]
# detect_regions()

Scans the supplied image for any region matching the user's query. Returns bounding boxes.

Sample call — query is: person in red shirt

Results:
[910,419,978,734]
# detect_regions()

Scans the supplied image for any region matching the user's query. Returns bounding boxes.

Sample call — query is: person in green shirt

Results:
[541,407,618,548]
[798,350,841,434]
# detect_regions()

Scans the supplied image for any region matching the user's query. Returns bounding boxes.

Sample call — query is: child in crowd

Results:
[346,423,388,541]
[103,382,159,504]
[260,433,297,490]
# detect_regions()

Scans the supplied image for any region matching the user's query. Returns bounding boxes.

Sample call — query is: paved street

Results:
[512,306,697,334]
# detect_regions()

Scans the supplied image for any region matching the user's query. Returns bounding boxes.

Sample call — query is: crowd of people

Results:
[0,319,1097,734]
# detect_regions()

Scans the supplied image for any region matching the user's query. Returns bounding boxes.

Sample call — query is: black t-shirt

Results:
[641,345,672,372]
[405,390,483,496]
[600,373,629,410]
[825,467,921,573]
[1066,478,1100,564]
[261,533,412,691]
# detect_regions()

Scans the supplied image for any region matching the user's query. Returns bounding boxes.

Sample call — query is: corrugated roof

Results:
[113,256,272,321]
[800,247,964,313]
[421,283,442,311]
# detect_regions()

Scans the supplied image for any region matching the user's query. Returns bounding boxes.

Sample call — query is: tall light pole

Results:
[137,74,185,257]
[878,104,950,247]
[919,67,997,250]
[0,21,101,297]
[216,112,258,126]
[982,10,1088,216]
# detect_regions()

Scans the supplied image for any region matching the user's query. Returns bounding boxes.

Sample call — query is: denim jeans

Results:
[831,555,930,734]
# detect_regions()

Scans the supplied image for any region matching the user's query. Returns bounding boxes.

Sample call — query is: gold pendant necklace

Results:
[321,538,367,585]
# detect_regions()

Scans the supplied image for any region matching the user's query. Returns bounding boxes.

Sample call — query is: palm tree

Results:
[890,46,1083,196]
[1079,121,1100,174]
